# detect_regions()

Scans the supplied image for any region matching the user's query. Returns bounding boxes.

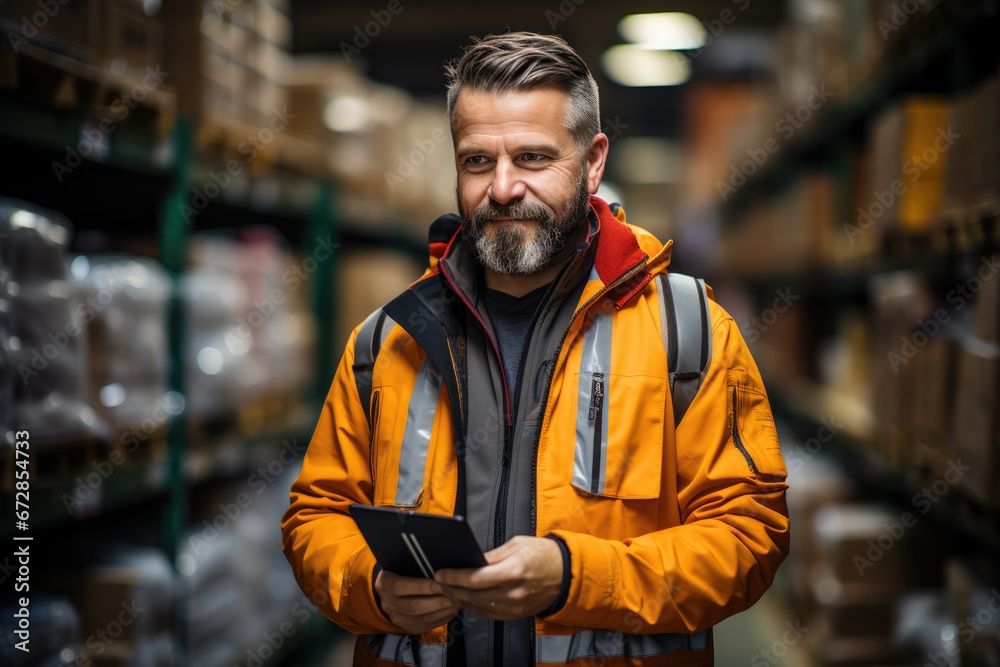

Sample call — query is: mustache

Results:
[471,199,554,225]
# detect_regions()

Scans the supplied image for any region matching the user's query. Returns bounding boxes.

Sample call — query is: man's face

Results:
[453,87,600,276]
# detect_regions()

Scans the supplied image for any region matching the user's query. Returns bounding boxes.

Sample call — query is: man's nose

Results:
[486,159,527,205]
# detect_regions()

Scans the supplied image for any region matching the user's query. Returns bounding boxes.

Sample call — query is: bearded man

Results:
[282,32,790,667]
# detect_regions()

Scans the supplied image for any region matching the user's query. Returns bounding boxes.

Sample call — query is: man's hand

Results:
[374,570,461,634]
[433,535,564,621]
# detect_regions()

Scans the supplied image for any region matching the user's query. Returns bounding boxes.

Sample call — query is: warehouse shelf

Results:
[720,0,1000,220]
[717,210,1000,299]
[0,456,168,537]
[770,379,1000,558]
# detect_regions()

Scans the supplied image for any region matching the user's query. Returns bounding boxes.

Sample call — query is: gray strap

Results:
[658,273,712,427]
[353,307,396,428]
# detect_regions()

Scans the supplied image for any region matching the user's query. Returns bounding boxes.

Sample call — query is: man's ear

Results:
[586,133,610,194]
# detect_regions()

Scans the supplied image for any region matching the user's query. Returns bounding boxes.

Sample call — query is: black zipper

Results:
[731,389,758,473]
[370,389,381,491]
[526,258,649,663]
[589,373,605,494]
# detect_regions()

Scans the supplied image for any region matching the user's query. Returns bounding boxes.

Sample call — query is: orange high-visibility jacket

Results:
[282,197,790,666]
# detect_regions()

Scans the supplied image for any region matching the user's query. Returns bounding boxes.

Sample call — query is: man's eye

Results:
[466,156,489,165]
[522,153,546,162]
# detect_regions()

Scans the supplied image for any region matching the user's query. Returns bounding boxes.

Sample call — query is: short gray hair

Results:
[445,32,600,151]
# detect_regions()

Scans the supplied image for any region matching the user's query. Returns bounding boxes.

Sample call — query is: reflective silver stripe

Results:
[363,634,447,666]
[667,273,704,374]
[536,629,710,663]
[395,357,442,506]
[573,312,612,494]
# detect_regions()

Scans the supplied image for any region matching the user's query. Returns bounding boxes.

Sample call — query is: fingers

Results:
[393,606,460,635]
[376,569,461,632]
[377,570,442,597]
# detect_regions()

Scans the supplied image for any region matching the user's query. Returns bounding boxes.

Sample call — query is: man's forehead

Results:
[452,87,573,142]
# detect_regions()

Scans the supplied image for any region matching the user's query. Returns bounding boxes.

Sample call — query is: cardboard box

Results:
[869,97,951,233]
[950,349,1000,510]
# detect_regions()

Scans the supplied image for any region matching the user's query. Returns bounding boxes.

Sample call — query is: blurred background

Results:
[1,0,999,665]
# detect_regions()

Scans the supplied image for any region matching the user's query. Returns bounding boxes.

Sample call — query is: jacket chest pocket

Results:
[370,359,444,508]
[571,371,664,499]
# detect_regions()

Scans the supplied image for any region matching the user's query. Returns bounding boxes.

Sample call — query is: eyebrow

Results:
[455,143,563,162]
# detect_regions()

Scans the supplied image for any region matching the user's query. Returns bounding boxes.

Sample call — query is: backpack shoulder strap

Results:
[352,307,397,428]
[655,272,713,427]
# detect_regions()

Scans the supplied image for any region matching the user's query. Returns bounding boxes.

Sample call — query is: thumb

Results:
[483,535,529,564]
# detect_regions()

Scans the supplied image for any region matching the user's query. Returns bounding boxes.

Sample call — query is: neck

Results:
[483,218,589,297]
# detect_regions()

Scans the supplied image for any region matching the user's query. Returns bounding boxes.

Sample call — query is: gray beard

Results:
[460,173,591,276]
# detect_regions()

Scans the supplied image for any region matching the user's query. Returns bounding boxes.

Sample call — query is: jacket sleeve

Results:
[546,306,790,633]
[280,327,401,635]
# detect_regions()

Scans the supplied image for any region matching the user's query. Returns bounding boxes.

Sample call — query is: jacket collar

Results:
[424,196,662,303]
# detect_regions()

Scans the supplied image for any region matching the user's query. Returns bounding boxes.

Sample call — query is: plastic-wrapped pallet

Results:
[0,199,109,450]
[182,235,249,420]
[179,527,255,667]
[70,255,173,430]
[0,594,81,666]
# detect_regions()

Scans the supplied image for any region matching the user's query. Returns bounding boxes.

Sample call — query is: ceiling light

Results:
[601,46,691,87]
[618,12,707,50]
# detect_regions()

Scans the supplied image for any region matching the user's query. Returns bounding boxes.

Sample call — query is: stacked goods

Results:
[41,545,177,667]
[945,560,1000,665]
[783,455,858,620]
[0,199,108,459]
[950,260,1000,512]
[234,228,315,431]
[182,235,249,422]
[1,0,162,75]
[162,0,290,132]
[181,468,309,667]
[184,231,316,444]
[868,271,935,467]
[941,65,1000,225]
[71,254,176,457]
[179,528,249,667]
[0,594,81,666]
[809,503,942,666]
[868,96,952,236]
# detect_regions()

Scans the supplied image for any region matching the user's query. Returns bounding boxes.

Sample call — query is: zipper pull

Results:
[502,423,514,467]
[589,373,605,421]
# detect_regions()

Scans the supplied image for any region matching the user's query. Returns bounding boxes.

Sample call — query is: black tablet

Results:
[349,505,488,579]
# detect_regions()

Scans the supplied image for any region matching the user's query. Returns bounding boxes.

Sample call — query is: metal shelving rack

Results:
[713,0,1000,555]
[0,67,343,660]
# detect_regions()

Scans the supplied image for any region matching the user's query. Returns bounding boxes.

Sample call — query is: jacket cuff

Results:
[538,535,572,617]
[371,562,392,624]
[543,530,619,628]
